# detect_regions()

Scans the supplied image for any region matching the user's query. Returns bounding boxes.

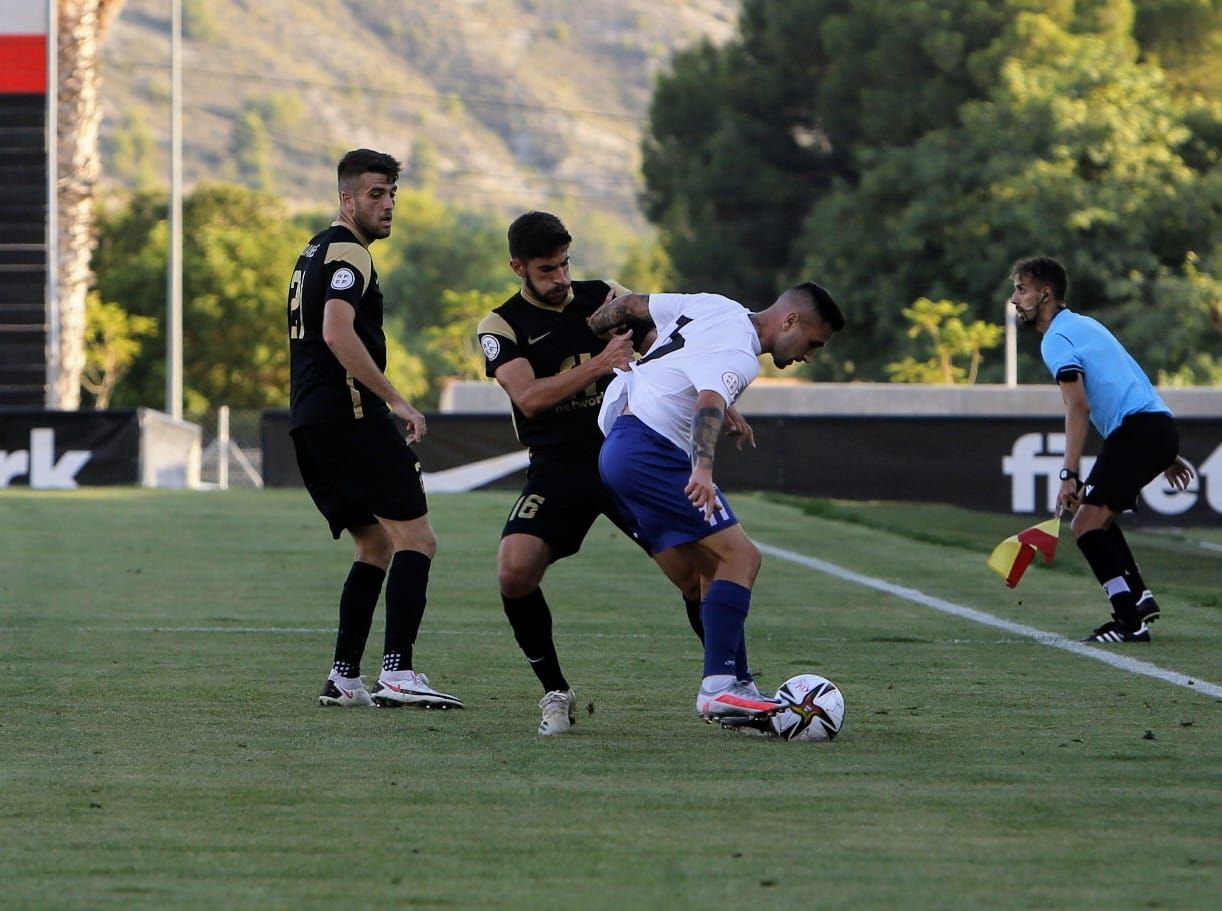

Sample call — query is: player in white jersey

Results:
[597,293,763,457]
[589,282,845,723]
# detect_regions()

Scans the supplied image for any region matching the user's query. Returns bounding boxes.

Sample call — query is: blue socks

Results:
[700,580,752,679]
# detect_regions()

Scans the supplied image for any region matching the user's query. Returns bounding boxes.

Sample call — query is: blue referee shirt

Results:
[1041,309,1170,439]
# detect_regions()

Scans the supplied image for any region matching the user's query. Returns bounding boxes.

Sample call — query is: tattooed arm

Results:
[587,292,654,337]
[684,390,727,519]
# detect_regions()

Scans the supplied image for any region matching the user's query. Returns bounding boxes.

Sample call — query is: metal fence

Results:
[195,406,263,488]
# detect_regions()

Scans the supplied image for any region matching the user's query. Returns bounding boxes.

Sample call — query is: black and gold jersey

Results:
[287,223,388,430]
[478,279,627,460]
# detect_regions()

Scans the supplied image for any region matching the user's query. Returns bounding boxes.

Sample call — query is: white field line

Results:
[757,542,1222,700]
[0,626,1066,647]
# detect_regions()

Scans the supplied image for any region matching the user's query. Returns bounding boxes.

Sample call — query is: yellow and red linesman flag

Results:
[987,516,1061,588]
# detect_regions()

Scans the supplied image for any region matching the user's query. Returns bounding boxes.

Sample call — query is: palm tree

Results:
[52,0,125,408]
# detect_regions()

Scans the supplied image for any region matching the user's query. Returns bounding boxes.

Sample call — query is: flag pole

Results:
[166,0,183,421]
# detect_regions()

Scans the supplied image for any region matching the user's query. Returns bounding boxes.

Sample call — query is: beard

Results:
[364,217,391,239]
[354,207,391,239]
[526,274,568,304]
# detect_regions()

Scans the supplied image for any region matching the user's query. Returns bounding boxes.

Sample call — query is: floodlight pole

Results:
[1004,301,1017,387]
[166,0,183,420]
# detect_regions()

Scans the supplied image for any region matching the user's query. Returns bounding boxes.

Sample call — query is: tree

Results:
[181,0,219,42]
[92,183,497,412]
[53,0,127,408]
[616,235,677,292]
[418,288,512,406]
[641,0,1039,304]
[379,190,509,336]
[230,105,275,192]
[1133,0,1221,96]
[92,184,303,412]
[639,1,1218,381]
[642,21,833,302]
[1116,251,1222,386]
[384,335,430,405]
[885,298,1003,385]
[110,110,158,190]
[81,291,156,408]
[796,17,1219,382]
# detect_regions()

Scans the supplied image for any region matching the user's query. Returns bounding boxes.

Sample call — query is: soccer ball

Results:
[771,673,845,742]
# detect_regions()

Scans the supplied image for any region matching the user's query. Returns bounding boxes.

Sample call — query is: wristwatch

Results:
[1059,469,1080,481]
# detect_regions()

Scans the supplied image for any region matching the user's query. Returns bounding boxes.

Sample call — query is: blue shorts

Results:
[598,414,739,553]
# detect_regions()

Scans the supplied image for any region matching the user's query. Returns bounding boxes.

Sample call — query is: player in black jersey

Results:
[477,211,753,735]
[288,148,461,710]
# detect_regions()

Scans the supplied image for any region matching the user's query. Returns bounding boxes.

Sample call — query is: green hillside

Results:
[98,0,737,225]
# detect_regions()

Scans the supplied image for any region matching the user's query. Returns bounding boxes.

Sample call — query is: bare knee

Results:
[677,572,702,604]
[351,525,393,570]
[497,536,549,599]
[498,558,544,599]
[682,532,760,589]
[738,539,762,586]
[1070,505,1112,539]
[653,552,702,602]
[408,528,438,560]
[712,539,761,588]
[382,516,437,559]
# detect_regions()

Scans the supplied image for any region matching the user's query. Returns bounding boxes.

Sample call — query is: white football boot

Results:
[318,671,374,707]
[538,688,576,736]
[370,670,464,709]
[696,677,783,720]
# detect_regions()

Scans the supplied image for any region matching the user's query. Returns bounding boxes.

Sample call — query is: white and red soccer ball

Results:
[771,673,845,742]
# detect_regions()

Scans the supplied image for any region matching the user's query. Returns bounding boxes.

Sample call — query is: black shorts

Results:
[502,454,648,561]
[1083,411,1179,513]
[292,416,428,539]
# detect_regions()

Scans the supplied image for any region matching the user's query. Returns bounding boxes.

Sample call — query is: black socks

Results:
[331,560,386,678]
[1076,528,1139,626]
[382,550,432,673]
[503,588,568,693]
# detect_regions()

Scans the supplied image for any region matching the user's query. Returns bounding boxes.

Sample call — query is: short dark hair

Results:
[508,211,571,262]
[1011,256,1067,301]
[337,149,401,191]
[793,281,846,331]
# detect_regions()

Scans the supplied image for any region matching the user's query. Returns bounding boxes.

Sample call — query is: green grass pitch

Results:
[1,489,1218,910]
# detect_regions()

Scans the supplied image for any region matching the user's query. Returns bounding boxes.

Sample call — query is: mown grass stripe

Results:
[758,541,1222,699]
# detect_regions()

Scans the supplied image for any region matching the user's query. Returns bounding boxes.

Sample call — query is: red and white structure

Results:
[0,1,53,406]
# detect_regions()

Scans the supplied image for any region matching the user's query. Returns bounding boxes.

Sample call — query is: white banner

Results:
[0,1,47,34]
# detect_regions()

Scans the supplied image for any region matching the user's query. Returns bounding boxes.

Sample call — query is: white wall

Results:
[440,379,1222,417]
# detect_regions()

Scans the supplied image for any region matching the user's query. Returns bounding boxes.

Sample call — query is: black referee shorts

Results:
[501,453,649,561]
[292,415,428,539]
[1083,411,1179,513]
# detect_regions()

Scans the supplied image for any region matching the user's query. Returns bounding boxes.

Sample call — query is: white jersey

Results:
[597,292,761,453]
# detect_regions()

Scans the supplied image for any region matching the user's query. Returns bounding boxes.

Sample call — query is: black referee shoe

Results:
[1083,619,1151,644]
[1136,592,1161,625]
